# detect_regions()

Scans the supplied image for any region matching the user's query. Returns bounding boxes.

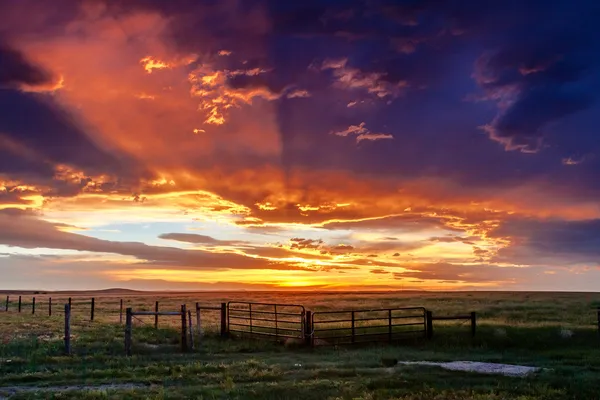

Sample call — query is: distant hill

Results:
[0,288,144,295]
[62,288,143,294]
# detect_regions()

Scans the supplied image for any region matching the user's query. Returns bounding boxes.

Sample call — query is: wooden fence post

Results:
[597,308,599,339]
[188,310,194,350]
[351,311,356,344]
[249,303,253,333]
[220,302,227,338]
[125,308,132,357]
[32,297,35,314]
[18,296,21,313]
[119,299,123,324]
[90,298,95,321]
[5,296,8,312]
[426,310,433,339]
[195,302,202,339]
[49,297,52,317]
[388,309,392,343]
[180,304,188,352]
[274,304,278,338]
[304,311,313,346]
[470,312,477,337]
[68,297,72,311]
[154,301,159,329]
[64,304,71,355]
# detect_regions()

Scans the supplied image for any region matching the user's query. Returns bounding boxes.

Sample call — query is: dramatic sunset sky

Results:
[1,0,599,291]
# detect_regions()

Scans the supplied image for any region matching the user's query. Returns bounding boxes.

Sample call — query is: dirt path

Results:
[0,383,148,399]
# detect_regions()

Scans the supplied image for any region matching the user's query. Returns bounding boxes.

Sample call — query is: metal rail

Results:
[432,315,472,320]
[131,311,182,316]
[311,307,427,345]
[227,302,306,340]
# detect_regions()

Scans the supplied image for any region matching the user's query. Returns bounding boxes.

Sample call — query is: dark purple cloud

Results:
[0,43,53,89]
[474,23,599,152]
[490,218,600,266]
[0,42,150,199]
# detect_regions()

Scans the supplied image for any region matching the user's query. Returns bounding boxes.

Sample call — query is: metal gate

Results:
[227,302,306,340]
[311,307,427,345]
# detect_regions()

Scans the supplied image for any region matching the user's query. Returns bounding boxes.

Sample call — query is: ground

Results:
[1,291,599,399]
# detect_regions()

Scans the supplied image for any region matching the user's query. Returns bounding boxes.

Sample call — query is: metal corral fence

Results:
[2,295,496,354]
[227,302,306,341]
[310,307,427,345]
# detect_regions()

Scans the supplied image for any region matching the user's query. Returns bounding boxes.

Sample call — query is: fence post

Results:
[5,296,8,312]
[181,304,188,352]
[188,310,194,350]
[90,298,95,321]
[351,311,355,344]
[388,309,392,342]
[426,310,433,339]
[119,299,123,324]
[249,303,253,333]
[32,297,35,314]
[470,312,477,337]
[304,311,313,346]
[64,304,71,355]
[18,296,21,313]
[49,297,52,316]
[220,302,227,338]
[125,308,132,357]
[68,297,72,311]
[195,302,202,340]
[274,304,278,339]
[154,301,159,329]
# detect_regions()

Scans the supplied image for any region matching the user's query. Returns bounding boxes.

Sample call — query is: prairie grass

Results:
[0,291,599,399]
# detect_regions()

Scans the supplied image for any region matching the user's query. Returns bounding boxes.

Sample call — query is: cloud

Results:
[392,262,521,284]
[189,63,281,125]
[330,122,393,143]
[321,58,407,99]
[140,56,171,74]
[332,244,354,251]
[562,155,590,166]
[0,90,143,184]
[472,10,599,153]
[158,233,246,246]
[428,235,479,245]
[289,237,323,250]
[286,88,311,98]
[0,43,58,91]
[0,209,307,271]
[479,86,593,153]
[489,217,600,266]
[370,268,389,274]
[321,214,456,232]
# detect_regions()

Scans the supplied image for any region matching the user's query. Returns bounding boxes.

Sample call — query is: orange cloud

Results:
[140,56,170,73]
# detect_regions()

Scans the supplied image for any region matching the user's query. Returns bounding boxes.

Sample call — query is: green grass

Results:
[0,291,599,399]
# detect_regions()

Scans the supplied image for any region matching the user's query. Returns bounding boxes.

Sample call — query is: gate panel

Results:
[311,307,426,345]
[227,302,305,340]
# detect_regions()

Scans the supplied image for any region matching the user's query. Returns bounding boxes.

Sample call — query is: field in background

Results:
[1,291,600,399]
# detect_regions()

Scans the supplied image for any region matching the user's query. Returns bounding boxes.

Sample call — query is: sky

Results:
[1,0,600,291]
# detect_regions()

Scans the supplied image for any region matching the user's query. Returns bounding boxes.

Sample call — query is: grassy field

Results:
[1,291,599,399]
